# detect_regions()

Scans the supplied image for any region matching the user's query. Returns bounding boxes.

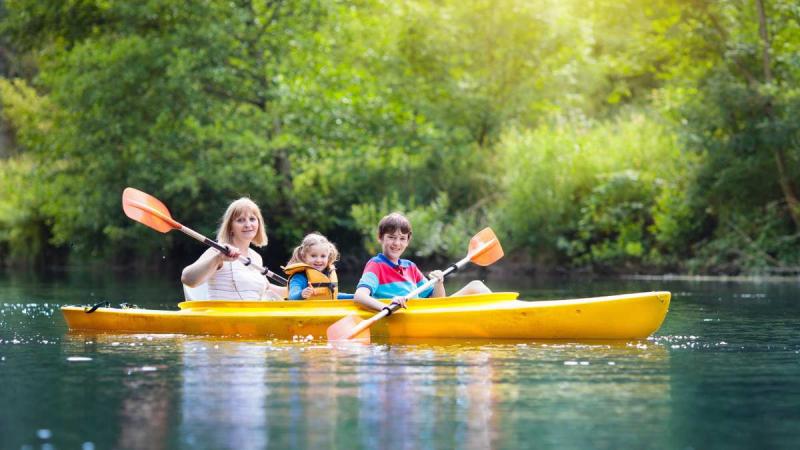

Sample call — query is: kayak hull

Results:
[60,291,671,340]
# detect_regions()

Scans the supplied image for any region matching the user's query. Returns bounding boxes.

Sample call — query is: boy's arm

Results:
[353,262,393,311]
[353,287,389,312]
[411,265,444,298]
[429,270,446,298]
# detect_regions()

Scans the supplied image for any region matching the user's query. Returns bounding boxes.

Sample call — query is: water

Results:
[1,271,799,449]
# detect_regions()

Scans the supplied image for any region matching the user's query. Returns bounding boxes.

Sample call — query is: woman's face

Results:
[231,210,260,244]
[304,243,330,271]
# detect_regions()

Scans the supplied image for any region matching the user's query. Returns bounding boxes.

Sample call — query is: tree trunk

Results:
[773,150,800,229]
[270,117,295,220]
[755,0,772,83]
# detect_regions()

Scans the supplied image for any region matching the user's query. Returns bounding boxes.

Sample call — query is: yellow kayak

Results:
[60,291,671,340]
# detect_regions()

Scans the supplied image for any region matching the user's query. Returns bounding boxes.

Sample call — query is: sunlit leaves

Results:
[0,0,798,273]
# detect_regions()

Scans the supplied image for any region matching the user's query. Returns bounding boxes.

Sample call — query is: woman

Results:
[181,198,286,300]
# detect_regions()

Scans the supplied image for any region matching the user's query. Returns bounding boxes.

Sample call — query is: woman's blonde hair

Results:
[216,197,268,247]
[287,233,339,269]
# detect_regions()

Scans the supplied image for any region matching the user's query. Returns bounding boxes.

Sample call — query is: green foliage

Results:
[0,155,52,263]
[351,192,487,262]
[688,202,800,274]
[0,78,62,263]
[646,0,800,272]
[0,0,798,275]
[650,177,701,260]
[0,78,50,151]
[561,170,657,267]
[494,112,696,270]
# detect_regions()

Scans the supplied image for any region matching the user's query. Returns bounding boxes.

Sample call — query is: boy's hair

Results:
[287,232,339,269]
[377,212,412,239]
[216,197,268,247]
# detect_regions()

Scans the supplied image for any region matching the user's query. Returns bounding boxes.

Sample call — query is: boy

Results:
[353,212,489,314]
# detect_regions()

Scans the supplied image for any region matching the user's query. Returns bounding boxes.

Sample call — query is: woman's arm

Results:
[269,283,289,299]
[181,247,236,287]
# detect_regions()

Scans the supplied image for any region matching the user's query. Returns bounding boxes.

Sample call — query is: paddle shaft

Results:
[128,198,288,285]
[342,253,472,339]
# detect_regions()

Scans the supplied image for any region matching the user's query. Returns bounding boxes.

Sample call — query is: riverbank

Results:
[626,273,800,283]
[6,259,800,285]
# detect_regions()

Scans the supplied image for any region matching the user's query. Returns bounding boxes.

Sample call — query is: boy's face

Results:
[379,230,410,262]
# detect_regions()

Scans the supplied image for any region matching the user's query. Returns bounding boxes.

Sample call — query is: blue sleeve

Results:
[336,292,354,299]
[355,271,379,295]
[288,273,308,300]
[416,278,434,298]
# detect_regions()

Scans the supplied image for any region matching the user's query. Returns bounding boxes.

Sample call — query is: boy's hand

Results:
[429,270,445,284]
[301,286,314,299]
[390,295,408,309]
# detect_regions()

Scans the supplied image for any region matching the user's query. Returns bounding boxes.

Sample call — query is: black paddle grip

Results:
[205,238,230,255]
[382,301,402,316]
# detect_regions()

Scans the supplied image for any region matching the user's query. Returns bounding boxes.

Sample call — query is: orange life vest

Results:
[283,263,339,300]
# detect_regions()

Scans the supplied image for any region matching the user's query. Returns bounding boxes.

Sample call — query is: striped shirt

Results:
[207,250,275,300]
[356,253,433,299]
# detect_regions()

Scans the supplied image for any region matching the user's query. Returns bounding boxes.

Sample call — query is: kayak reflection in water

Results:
[181,197,286,300]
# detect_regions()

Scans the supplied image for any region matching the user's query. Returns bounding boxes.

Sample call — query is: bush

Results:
[493,111,696,271]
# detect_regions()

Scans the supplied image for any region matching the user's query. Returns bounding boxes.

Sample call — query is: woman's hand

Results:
[301,286,314,299]
[219,245,241,262]
[429,270,445,285]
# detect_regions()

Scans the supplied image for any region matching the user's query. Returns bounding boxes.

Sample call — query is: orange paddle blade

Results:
[326,314,371,343]
[122,187,180,233]
[468,227,504,266]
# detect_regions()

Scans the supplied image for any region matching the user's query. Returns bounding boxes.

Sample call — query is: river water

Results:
[0,271,798,450]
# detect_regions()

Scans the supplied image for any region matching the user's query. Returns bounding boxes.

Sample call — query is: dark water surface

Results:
[1,271,799,450]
